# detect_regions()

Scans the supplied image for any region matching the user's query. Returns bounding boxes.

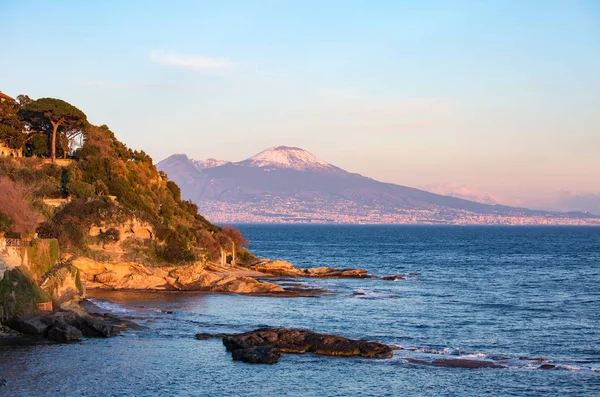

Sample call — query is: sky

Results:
[1,0,599,212]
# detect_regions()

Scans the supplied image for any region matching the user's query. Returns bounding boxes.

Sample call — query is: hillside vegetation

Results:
[0,95,246,266]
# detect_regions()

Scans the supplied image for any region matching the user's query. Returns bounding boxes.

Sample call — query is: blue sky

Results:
[2,0,599,209]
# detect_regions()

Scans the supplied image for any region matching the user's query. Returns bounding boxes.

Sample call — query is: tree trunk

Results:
[220,247,226,266]
[231,242,236,266]
[50,121,58,163]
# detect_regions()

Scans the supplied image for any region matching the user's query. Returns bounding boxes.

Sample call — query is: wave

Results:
[351,289,399,299]
[86,298,136,315]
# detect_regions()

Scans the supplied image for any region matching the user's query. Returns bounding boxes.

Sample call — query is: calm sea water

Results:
[1,225,599,396]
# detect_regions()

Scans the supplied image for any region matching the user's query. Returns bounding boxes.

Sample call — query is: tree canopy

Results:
[0,98,25,150]
[19,98,88,162]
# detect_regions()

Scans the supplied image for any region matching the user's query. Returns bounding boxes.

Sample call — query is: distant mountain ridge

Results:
[157,147,599,225]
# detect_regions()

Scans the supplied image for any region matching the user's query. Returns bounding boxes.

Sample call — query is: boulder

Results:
[41,310,123,337]
[8,316,49,335]
[74,315,121,337]
[47,323,82,343]
[221,328,393,364]
[231,346,281,364]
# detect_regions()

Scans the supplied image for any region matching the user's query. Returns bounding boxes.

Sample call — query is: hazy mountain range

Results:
[157,146,599,225]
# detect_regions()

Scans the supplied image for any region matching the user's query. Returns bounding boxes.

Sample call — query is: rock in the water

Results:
[74,316,121,337]
[195,333,226,340]
[249,260,374,279]
[47,323,83,343]
[519,356,550,363]
[382,275,405,281]
[539,364,557,370]
[231,346,281,364]
[406,357,506,369]
[221,328,393,364]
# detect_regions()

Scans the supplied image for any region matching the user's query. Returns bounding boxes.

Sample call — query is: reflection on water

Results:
[1,226,599,397]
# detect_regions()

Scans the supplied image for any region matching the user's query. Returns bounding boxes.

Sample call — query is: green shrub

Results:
[156,231,197,264]
[24,238,60,280]
[67,180,95,198]
[0,267,51,317]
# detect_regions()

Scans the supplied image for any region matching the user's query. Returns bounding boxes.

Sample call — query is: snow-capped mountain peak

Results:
[239,146,333,171]
[191,158,229,170]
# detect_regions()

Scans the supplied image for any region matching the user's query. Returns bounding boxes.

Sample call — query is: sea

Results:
[1,225,599,396]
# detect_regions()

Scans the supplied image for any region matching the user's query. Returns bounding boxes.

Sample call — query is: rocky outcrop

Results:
[4,309,129,344]
[7,316,48,335]
[71,257,371,295]
[72,257,285,294]
[219,328,394,364]
[40,264,84,307]
[248,260,374,279]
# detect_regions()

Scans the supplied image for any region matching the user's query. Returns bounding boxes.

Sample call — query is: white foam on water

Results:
[461,353,488,358]
[87,298,135,315]
[352,289,398,299]
[558,365,582,371]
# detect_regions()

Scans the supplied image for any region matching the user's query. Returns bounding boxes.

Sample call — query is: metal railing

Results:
[4,239,21,247]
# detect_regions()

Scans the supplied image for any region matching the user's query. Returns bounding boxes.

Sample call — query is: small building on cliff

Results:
[0,91,14,103]
[0,141,21,158]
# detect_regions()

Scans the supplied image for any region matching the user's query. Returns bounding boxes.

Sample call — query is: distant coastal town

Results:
[197,198,600,225]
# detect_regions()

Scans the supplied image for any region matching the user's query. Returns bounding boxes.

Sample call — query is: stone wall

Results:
[89,218,154,241]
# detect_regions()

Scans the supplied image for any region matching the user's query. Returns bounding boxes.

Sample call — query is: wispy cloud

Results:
[74,78,180,89]
[150,50,234,73]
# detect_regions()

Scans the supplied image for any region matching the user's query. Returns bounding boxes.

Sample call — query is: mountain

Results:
[157,147,599,225]
[238,146,338,172]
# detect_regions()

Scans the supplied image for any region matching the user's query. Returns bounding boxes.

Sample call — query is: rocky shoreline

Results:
[0,305,138,345]
[71,257,382,296]
[247,260,375,279]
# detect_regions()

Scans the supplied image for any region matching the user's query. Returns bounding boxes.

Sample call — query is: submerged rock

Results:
[406,357,506,369]
[220,328,393,364]
[382,275,405,281]
[195,333,226,340]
